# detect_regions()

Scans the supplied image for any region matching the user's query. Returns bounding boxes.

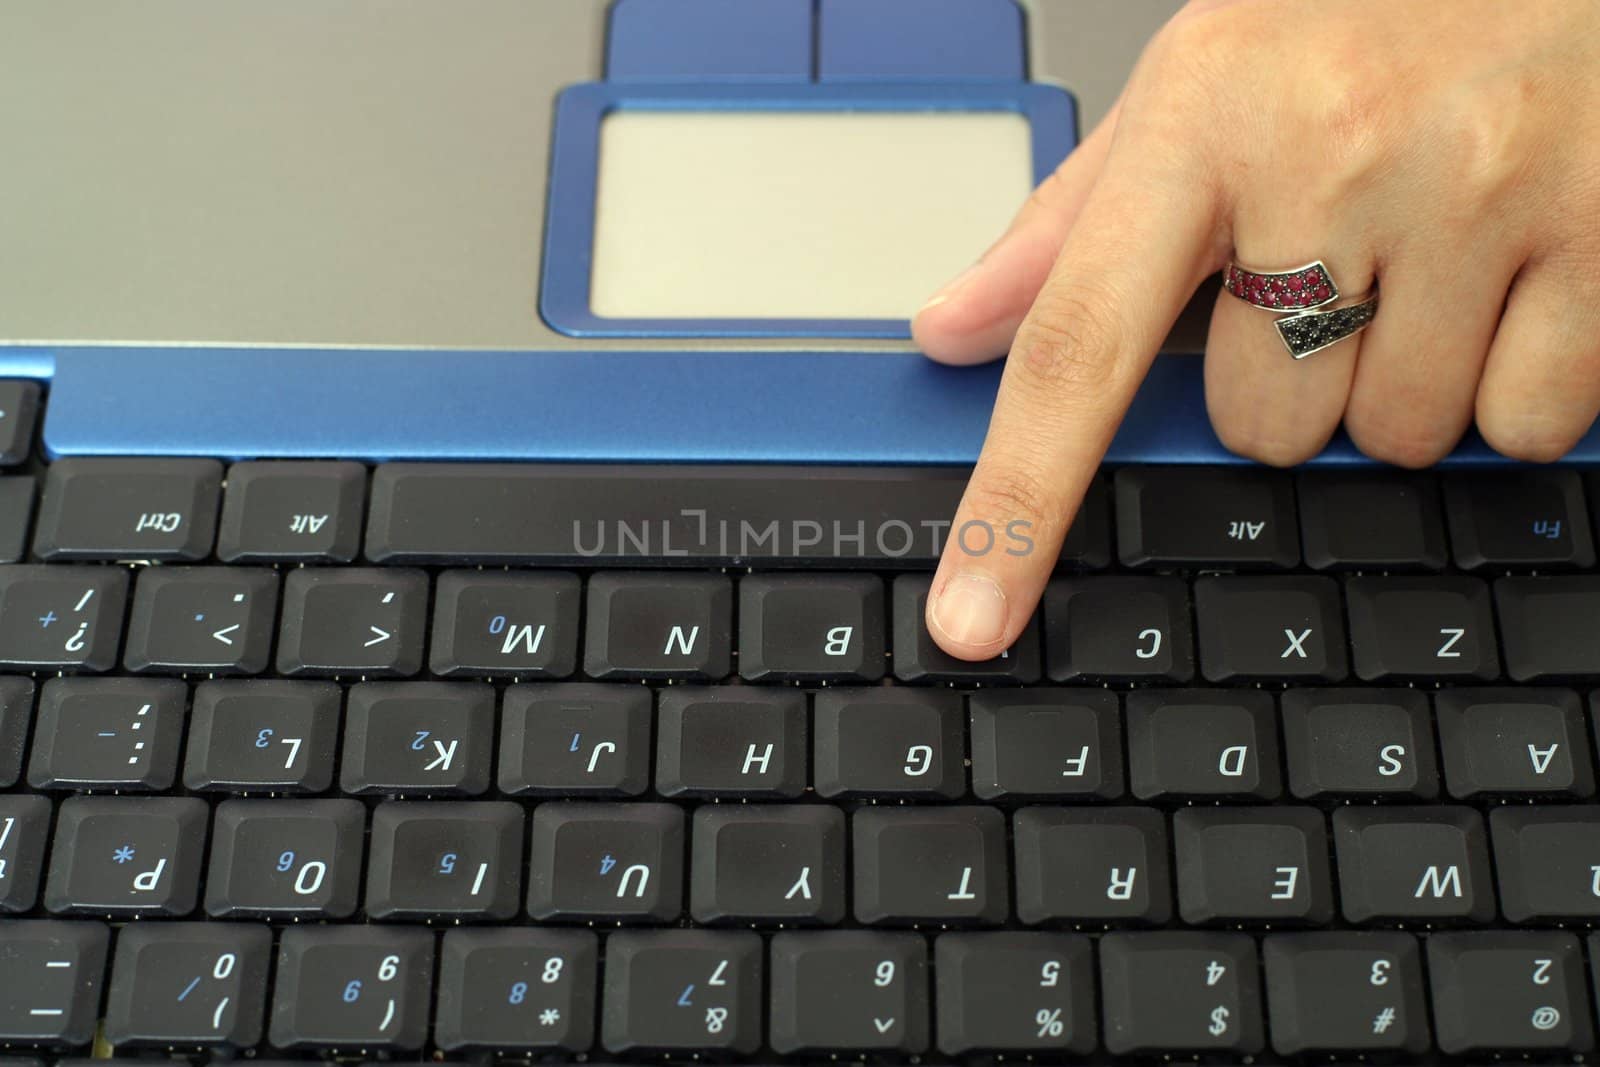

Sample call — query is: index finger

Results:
[925,117,1223,659]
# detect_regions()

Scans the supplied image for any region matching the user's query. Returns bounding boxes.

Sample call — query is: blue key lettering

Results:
[489,614,507,635]
[343,979,362,1003]
[411,730,430,751]
[599,853,616,875]
[1534,519,1563,540]
[255,728,274,749]
[112,845,136,864]
[508,981,528,1005]
[277,850,295,872]
[438,852,457,875]
[177,976,201,1002]
[569,732,581,752]
[37,611,56,628]
[677,984,695,1007]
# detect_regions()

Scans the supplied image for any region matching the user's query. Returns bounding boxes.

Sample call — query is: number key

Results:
[602,930,763,1053]
[769,931,928,1053]
[434,928,598,1051]
[934,932,1096,1054]
[269,926,433,1049]
[103,922,273,1046]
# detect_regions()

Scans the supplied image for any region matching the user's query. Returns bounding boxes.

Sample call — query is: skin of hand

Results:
[916,0,1600,660]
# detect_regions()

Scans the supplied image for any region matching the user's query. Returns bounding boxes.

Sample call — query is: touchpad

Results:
[590,111,1033,320]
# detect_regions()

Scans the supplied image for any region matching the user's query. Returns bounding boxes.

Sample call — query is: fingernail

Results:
[918,262,981,314]
[930,572,1008,649]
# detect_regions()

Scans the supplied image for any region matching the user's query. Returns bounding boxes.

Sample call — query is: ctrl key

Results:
[769,931,928,1054]
[0,920,110,1045]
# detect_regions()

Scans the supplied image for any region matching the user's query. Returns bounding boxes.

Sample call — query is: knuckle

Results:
[1346,417,1458,469]
[1477,407,1579,464]
[1214,421,1325,468]
[965,462,1059,528]
[1011,289,1129,399]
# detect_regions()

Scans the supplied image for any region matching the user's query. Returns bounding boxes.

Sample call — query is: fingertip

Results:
[926,570,1011,660]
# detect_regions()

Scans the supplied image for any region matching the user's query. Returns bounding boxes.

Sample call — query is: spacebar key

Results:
[366,464,969,566]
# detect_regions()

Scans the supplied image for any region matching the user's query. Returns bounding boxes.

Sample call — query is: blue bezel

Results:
[538,80,1078,339]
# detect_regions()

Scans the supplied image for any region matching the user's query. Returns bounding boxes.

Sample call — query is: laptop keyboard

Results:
[4,378,1600,1061]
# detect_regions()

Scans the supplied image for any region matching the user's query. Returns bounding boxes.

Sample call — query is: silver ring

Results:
[1225,258,1379,359]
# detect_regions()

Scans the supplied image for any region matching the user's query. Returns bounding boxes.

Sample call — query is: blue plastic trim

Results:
[20,345,1599,467]
[817,0,1026,83]
[539,80,1077,340]
[606,0,815,83]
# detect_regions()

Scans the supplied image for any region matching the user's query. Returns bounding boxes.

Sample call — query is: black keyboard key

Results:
[584,572,731,680]
[434,927,598,1051]
[1099,931,1263,1054]
[1116,466,1298,568]
[0,477,34,563]
[1346,575,1499,680]
[969,689,1123,799]
[1296,469,1447,570]
[526,802,684,922]
[690,805,847,925]
[428,569,581,677]
[768,931,928,1053]
[183,679,340,793]
[1042,575,1193,681]
[738,573,886,681]
[1262,931,1429,1055]
[1333,806,1494,922]
[340,681,494,796]
[934,932,1095,1054]
[276,567,427,676]
[0,920,109,1045]
[365,801,523,920]
[1013,806,1171,924]
[892,574,1041,682]
[32,458,221,561]
[0,565,128,671]
[1126,688,1281,799]
[0,677,29,788]
[103,921,272,1046]
[0,382,41,466]
[1437,687,1593,797]
[205,798,365,919]
[1174,807,1332,924]
[0,796,51,913]
[28,676,185,790]
[215,460,365,562]
[1491,806,1600,921]
[497,683,651,797]
[813,688,964,798]
[853,806,1008,925]
[269,925,433,1050]
[1281,687,1438,798]
[366,462,966,565]
[1193,575,1347,681]
[44,795,207,916]
[1430,931,1592,1053]
[122,566,278,674]
[601,930,763,1054]
[1445,469,1594,569]
[1497,575,1600,679]
[656,686,805,798]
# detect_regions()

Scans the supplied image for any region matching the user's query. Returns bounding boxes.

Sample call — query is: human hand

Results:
[916,0,1600,659]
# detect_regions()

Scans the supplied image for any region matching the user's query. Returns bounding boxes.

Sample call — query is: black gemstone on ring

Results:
[1275,298,1379,358]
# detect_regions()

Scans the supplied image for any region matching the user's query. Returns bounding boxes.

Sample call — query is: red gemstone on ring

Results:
[1287,276,1304,292]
